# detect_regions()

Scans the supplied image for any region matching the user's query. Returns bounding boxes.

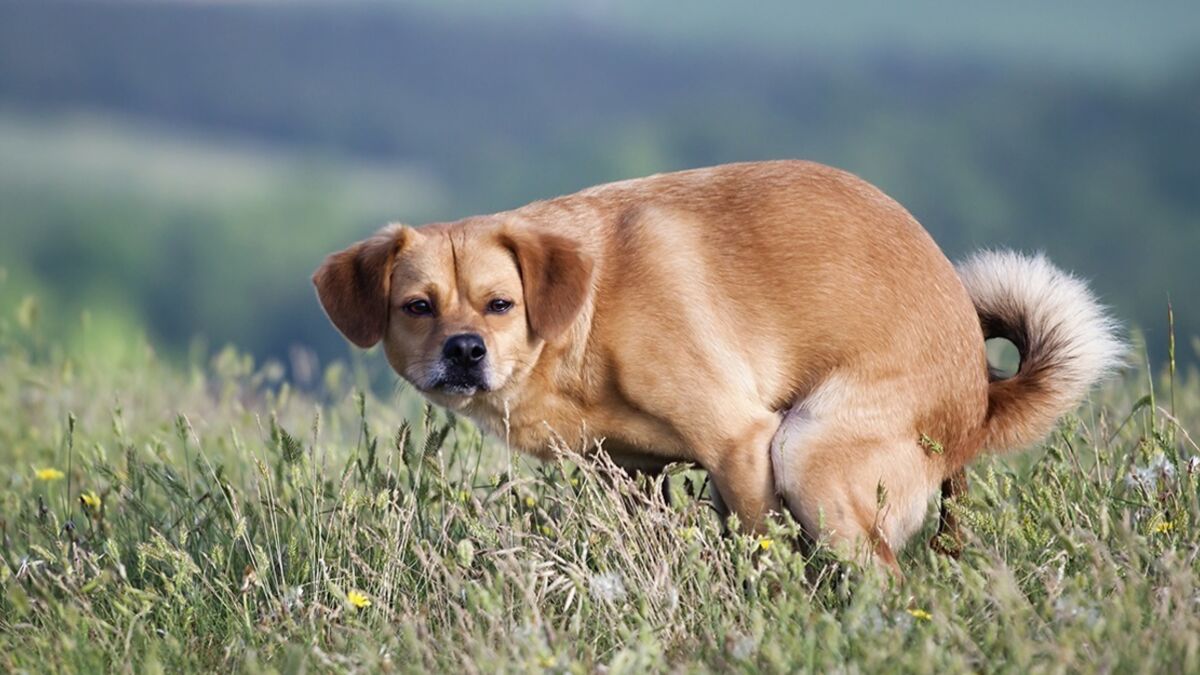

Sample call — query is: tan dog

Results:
[314,160,1122,568]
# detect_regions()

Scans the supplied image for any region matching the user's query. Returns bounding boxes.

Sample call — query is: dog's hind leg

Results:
[770,384,940,572]
[930,468,968,557]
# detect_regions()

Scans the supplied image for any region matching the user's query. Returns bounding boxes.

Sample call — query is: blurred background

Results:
[0,0,1197,380]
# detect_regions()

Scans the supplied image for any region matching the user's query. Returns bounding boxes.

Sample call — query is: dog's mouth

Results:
[424,368,491,397]
[430,381,487,397]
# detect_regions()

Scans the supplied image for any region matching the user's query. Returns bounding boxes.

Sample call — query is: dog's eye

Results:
[487,298,514,314]
[403,299,433,316]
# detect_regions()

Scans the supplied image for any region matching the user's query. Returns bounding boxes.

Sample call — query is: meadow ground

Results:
[1,315,1199,673]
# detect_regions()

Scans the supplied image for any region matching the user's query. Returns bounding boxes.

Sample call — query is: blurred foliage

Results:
[0,1,1196,369]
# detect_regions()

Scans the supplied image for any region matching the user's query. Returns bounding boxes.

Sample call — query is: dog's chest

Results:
[463,388,691,465]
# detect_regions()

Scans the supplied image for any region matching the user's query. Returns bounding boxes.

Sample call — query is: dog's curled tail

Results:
[957,250,1126,452]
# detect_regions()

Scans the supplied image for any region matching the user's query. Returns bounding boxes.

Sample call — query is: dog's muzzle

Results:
[430,333,490,395]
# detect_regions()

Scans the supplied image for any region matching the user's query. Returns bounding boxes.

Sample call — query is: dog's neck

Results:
[457,297,600,455]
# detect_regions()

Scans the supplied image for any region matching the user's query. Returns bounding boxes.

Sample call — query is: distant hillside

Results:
[403,0,1200,80]
[0,1,1197,365]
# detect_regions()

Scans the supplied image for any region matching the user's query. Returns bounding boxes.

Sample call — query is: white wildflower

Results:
[588,572,627,603]
[666,586,679,614]
[1126,453,1175,491]
[1054,597,1101,627]
[729,633,758,660]
[284,586,305,613]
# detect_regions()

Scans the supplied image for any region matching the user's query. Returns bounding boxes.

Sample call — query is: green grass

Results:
[1,314,1199,673]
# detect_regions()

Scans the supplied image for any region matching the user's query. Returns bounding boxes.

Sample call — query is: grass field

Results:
[2,312,1199,672]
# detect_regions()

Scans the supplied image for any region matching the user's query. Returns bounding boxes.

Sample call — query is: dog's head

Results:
[313,221,593,402]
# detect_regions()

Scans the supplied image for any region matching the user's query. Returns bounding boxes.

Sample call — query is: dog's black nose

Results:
[443,333,487,367]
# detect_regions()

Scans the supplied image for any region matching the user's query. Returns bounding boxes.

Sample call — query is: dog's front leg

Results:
[701,413,782,535]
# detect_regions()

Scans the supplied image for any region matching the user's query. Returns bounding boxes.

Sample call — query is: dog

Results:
[313,160,1123,569]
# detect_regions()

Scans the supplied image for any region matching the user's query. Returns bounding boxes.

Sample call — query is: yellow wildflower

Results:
[540,525,553,537]
[35,468,65,481]
[524,496,537,508]
[347,589,371,609]
[80,491,102,511]
[1152,520,1175,535]
[907,608,933,622]
[758,537,773,552]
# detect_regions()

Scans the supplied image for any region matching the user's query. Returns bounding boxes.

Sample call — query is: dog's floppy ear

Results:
[312,224,412,349]
[500,227,594,342]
